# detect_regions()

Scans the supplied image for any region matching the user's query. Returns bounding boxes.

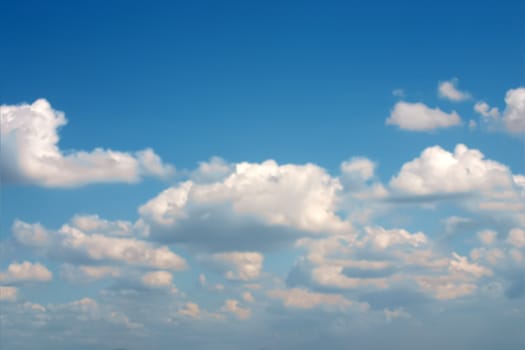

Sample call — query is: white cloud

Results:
[178,302,201,318]
[477,230,498,246]
[340,157,376,185]
[416,276,477,300]
[141,271,174,288]
[386,102,461,131]
[0,261,52,283]
[13,220,187,271]
[449,252,492,278]
[390,144,515,196]
[220,299,251,319]
[70,214,136,236]
[0,99,174,187]
[207,252,263,281]
[438,78,471,101]
[502,87,525,133]
[144,160,348,233]
[363,226,427,250]
[506,228,525,248]
[0,286,18,302]
[473,87,525,134]
[139,160,351,252]
[191,157,233,183]
[474,101,500,120]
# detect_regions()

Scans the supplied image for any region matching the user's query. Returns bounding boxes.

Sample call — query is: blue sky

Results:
[1,1,525,349]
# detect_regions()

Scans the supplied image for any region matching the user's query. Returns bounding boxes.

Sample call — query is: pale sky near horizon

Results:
[1,1,525,349]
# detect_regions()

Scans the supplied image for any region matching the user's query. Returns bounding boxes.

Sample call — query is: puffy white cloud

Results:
[390,144,516,196]
[145,160,347,233]
[503,87,525,133]
[363,226,427,250]
[139,160,351,252]
[12,221,51,248]
[267,288,367,311]
[0,261,52,283]
[178,302,201,318]
[207,252,263,281]
[13,220,187,271]
[70,215,136,236]
[416,276,477,300]
[474,101,500,120]
[449,252,492,278]
[473,87,525,134]
[141,271,174,288]
[0,99,174,187]
[0,286,18,302]
[386,102,461,131]
[220,299,251,320]
[438,78,471,101]
[340,157,376,183]
[507,228,525,248]
[191,157,233,183]
[477,230,498,246]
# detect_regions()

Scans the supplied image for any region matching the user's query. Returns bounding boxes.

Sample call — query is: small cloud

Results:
[438,78,471,101]
[386,101,461,131]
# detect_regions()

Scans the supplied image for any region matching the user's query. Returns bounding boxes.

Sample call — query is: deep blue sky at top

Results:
[1,0,524,227]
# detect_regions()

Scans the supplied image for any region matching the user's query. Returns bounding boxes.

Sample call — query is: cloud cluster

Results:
[2,112,525,349]
[13,219,187,271]
[473,87,525,134]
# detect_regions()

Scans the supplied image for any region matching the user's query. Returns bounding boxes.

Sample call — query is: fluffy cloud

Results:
[206,252,263,281]
[0,286,18,302]
[438,78,471,101]
[139,160,350,251]
[141,271,174,288]
[507,228,525,248]
[0,99,174,187]
[477,230,498,246]
[178,302,201,318]
[220,299,251,319]
[13,220,187,271]
[363,226,427,250]
[473,87,525,134]
[502,87,525,133]
[386,102,461,131]
[341,157,376,183]
[474,101,500,120]
[0,261,52,283]
[70,215,137,236]
[390,144,516,196]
